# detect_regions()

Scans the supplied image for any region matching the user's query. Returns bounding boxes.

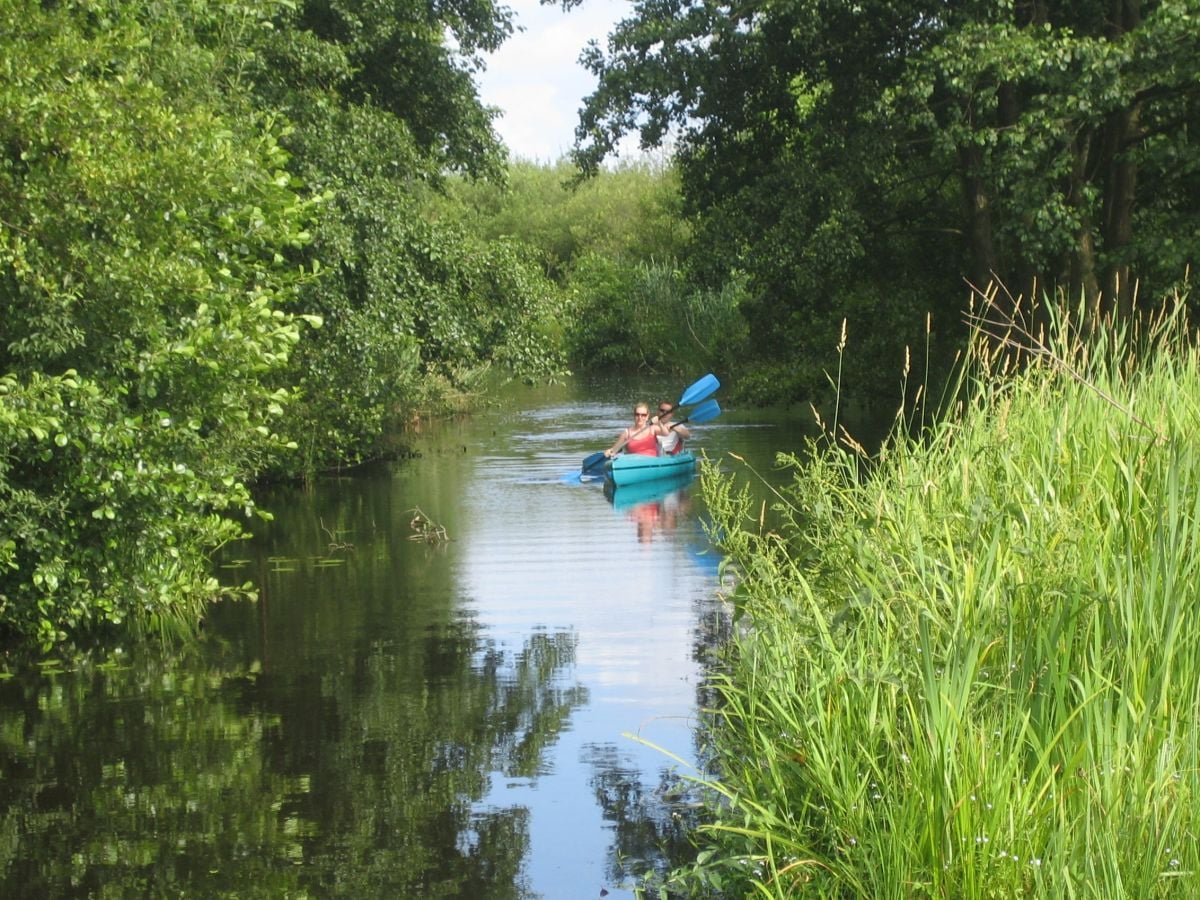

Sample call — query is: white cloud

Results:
[476,0,635,163]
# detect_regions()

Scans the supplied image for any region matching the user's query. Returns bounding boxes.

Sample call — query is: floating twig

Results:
[407,507,449,543]
[319,517,355,553]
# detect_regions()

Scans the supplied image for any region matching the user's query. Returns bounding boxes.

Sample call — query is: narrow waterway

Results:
[0,376,820,898]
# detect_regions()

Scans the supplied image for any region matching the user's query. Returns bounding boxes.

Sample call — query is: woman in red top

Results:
[605,403,659,457]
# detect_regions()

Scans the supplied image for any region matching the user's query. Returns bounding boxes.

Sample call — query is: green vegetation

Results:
[573,0,1200,403]
[0,0,569,645]
[565,253,747,375]
[4,0,1199,889]
[0,0,315,645]
[2,0,1196,687]
[437,158,690,279]
[438,159,749,375]
[247,0,569,474]
[683,297,1200,895]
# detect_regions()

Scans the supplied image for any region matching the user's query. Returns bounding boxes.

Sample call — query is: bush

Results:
[566,253,747,375]
[0,0,311,643]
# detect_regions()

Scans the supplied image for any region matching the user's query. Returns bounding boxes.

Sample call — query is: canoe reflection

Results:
[604,470,696,543]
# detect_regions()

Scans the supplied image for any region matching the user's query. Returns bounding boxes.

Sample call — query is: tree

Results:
[257,0,514,179]
[0,0,315,643]
[886,0,1200,318]
[247,0,569,475]
[570,0,1200,403]
[436,159,691,280]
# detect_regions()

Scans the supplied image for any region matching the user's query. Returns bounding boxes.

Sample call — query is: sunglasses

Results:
[659,407,672,414]
[634,411,649,417]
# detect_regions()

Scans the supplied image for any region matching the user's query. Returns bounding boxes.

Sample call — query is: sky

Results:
[475,0,633,164]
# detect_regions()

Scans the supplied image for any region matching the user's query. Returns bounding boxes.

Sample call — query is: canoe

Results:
[605,451,697,487]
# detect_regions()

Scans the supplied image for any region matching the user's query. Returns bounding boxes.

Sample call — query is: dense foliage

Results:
[437,159,749,375]
[688,299,1200,896]
[565,253,748,374]
[437,158,691,279]
[0,0,314,644]
[248,0,567,474]
[572,0,1200,403]
[0,0,571,643]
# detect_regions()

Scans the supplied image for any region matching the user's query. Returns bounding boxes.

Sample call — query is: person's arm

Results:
[605,428,631,456]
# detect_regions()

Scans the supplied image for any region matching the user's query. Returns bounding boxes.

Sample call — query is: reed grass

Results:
[681,296,1200,897]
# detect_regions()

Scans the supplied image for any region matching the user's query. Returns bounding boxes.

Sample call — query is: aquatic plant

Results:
[681,289,1200,897]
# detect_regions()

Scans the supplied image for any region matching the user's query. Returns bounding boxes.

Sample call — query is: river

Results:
[0,375,821,898]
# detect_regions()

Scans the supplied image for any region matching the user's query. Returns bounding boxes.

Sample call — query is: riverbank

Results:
[684,302,1200,897]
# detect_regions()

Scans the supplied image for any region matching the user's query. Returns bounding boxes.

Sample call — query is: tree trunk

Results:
[1101,103,1140,319]
[958,144,999,294]
[1100,0,1143,319]
[1065,128,1101,319]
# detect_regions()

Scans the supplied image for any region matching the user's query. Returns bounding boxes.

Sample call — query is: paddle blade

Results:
[581,451,608,475]
[678,373,720,407]
[682,398,721,425]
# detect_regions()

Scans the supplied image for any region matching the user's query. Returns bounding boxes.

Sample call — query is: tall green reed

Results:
[675,293,1200,897]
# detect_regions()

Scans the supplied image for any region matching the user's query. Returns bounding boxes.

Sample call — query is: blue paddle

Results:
[677,372,721,407]
[580,374,720,475]
[666,397,721,432]
[582,396,722,477]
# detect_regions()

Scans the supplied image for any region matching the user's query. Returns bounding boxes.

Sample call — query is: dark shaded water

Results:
[0,377,819,898]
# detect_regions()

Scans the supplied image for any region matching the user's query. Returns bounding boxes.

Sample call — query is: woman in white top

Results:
[653,401,690,455]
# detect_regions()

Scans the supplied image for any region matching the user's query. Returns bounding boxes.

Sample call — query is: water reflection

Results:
[605,472,696,544]
[583,742,696,887]
[0,378,816,898]
[0,619,582,897]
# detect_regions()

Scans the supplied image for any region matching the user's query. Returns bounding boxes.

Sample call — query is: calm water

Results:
[0,376,818,898]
